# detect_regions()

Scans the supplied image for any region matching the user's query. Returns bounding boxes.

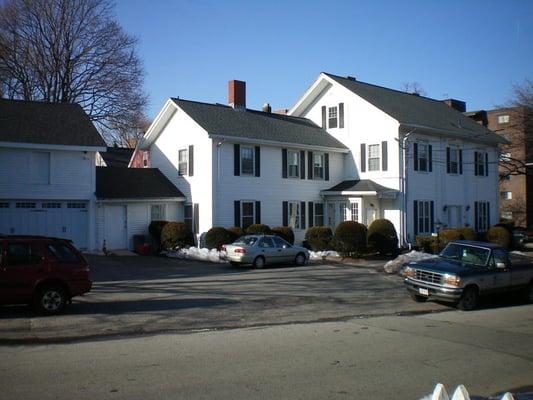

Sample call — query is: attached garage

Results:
[0,200,89,249]
[95,167,185,251]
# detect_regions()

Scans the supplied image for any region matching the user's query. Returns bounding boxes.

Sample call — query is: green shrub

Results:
[245,224,272,235]
[227,227,245,242]
[205,227,234,250]
[148,220,169,245]
[415,236,438,254]
[367,219,398,255]
[160,222,195,249]
[305,226,333,251]
[271,226,295,245]
[333,221,367,257]
[439,229,464,250]
[457,227,476,241]
[487,226,511,249]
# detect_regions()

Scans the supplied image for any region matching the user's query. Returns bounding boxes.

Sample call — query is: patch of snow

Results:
[163,247,227,263]
[309,250,340,260]
[383,250,438,274]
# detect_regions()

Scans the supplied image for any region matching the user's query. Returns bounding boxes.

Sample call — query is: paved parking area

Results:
[0,255,448,343]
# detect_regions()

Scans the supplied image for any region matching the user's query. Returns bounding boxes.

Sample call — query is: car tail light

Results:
[234,248,246,254]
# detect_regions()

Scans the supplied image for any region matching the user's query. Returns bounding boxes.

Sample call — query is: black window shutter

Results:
[413,200,418,235]
[282,149,288,178]
[234,201,241,227]
[413,143,419,171]
[446,147,450,173]
[300,201,306,229]
[325,153,329,181]
[300,150,305,179]
[255,201,261,224]
[308,201,314,227]
[459,149,463,174]
[474,202,479,232]
[255,146,260,177]
[321,106,326,128]
[487,202,490,227]
[193,203,199,234]
[430,201,434,233]
[188,145,194,176]
[428,145,433,172]
[339,103,344,129]
[474,151,478,176]
[360,144,366,172]
[485,153,489,176]
[308,151,313,179]
[282,201,288,226]
[234,144,240,176]
[381,141,388,171]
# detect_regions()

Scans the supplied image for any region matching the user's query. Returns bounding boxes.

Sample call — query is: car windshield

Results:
[440,243,490,267]
[233,236,258,246]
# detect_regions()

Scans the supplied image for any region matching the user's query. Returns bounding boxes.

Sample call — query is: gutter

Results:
[399,123,508,146]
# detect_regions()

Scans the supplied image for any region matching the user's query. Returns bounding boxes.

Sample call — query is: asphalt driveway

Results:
[0,254,448,343]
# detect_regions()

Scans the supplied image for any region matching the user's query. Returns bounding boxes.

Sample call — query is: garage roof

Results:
[96,167,185,199]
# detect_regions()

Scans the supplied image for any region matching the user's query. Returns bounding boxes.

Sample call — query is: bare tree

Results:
[401,81,426,96]
[0,0,148,146]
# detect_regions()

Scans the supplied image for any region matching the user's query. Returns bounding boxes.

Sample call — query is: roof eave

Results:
[0,141,106,152]
[399,123,508,145]
[96,197,185,203]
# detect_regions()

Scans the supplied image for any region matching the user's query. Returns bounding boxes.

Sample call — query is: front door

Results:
[104,205,127,250]
[366,208,377,226]
[327,203,337,228]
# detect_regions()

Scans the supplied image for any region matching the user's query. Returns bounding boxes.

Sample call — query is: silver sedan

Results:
[222,235,309,269]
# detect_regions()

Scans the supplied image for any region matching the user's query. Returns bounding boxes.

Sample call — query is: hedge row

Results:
[203,224,296,250]
[416,225,512,252]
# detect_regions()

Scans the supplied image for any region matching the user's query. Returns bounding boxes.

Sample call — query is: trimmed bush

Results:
[205,227,234,250]
[245,224,272,235]
[305,226,333,251]
[439,229,463,250]
[272,226,295,245]
[416,236,438,254]
[160,222,195,249]
[367,219,398,255]
[333,221,367,257]
[227,227,245,242]
[148,220,169,245]
[487,226,511,249]
[457,227,476,241]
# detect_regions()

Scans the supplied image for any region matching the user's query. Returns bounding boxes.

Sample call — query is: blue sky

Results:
[115,0,533,119]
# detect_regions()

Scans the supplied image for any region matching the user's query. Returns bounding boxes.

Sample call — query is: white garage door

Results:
[0,200,88,249]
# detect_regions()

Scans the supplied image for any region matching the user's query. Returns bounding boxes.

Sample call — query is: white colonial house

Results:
[137,74,506,246]
[0,98,184,252]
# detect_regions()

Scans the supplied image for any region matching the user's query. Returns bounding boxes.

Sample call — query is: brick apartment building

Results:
[486,107,533,227]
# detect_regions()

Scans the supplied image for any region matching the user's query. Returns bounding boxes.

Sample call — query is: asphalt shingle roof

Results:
[96,167,185,199]
[0,98,106,147]
[324,73,506,145]
[100,147,134,168]
[323,179,396,193]
[172,98,348,150]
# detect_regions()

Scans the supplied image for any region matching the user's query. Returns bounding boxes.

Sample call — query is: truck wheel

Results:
[34,285,67,315]
[457,286,479,311]
[410,293,428,302]
[253,256,265,269]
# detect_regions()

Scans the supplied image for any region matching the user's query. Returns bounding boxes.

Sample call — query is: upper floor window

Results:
[287,150,300,178]
[475,151,488,176]
[178,149,188,175]
[500,191,512,200]
[498,115,509,124]
[313,153,324,179]
[368,144,380,171]
[240,146,254,175]
[414,142,431,172]
[447,145,461,174]
[328,107,338,129]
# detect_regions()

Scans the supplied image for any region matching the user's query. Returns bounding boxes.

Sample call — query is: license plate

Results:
[419,288,429,296]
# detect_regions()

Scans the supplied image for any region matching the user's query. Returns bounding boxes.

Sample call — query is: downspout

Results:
[216,139,225,227]
[400,130,413,249]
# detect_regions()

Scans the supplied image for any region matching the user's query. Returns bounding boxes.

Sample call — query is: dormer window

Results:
[321,103,344,129]
[328,107,338,128]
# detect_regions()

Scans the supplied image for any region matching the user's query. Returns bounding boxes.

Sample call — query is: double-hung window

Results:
[184,205,193,232]
[475,151,488,176]
[328,107,338,128]
[314,203,324,226]
[368,144,380,171]
[447,145,460,174]
[151,205,165,221]
[417,143,429,172]
[240,146,254,175]
[178,149,188,176]
[416,200,433,235]
[288,202,301,229]
[241,201,255,229]
[287,150,299,178]
[313,153,324,179]
[498,115,509,124]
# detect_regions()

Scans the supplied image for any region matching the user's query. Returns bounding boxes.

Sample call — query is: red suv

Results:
[0,236,92,314]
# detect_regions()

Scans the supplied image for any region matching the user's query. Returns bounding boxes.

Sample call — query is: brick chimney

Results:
[228,80,246,109]
[443,99,466,113]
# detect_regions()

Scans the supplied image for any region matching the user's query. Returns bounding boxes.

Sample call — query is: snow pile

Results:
[164,247,227,263]
[383,250,438,274]
[309,250,340,260]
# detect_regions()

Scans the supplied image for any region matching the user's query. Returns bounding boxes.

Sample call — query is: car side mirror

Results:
[496,262,507,269]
